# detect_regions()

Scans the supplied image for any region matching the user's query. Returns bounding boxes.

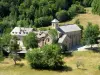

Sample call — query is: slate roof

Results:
[10,27,33,36]
[58,34,67,44]
[59,24,81,33]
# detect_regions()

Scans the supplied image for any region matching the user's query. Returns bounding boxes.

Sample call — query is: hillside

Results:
[60,8,100,28]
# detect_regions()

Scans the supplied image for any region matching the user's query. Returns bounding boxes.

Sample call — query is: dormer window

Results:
[19,32,21,34]
[26,32,28,34]
[15,32,17,34]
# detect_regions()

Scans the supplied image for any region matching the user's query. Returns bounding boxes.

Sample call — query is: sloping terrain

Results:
[60,8,100,28]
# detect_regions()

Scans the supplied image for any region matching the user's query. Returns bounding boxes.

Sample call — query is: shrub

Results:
[98,65,100,70]
[75,19,80,25]
[76,59,84,69]
[26,44,64,69]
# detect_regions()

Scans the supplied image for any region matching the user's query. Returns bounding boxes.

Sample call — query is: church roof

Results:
[52,19,59,23]
[59,24,81,33]
[58,34,67,44]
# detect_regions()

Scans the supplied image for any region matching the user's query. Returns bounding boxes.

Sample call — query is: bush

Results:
[98,65,100,70]
[56,10,70,22]
[75,19,80,25]
[26,44,64,69]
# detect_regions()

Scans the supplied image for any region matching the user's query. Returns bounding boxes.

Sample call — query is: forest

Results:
[0,0,99,35]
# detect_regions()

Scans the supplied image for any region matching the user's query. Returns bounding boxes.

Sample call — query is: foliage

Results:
[0,38,4,62]
[48,29,58,44]
[98,65,100,70]
[83,0,93,7]
[83,22,100,48]
[34,16,53,27]
[39,27,49,31]
[26,44,64,69]
[9,36,19,52]
[0,50,4,62]
[56,10,69,22]
[68,4,86,18]
[0,0,86,33]
[1,34,11,46]
[23,32,38,49]
[9,36,20,65]
[75,19,80,25]
[92,0,100,15]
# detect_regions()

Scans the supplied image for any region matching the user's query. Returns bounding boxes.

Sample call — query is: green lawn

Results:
[0,51,100,75]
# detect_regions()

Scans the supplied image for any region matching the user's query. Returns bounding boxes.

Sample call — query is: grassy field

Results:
[60,8,100,28]
[0,51,100,75]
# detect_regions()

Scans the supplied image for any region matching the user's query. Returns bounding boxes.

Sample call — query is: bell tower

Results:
[51,19,59,29]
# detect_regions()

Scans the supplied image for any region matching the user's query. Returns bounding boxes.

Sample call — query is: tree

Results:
[83,23,99,48]
[92,0,100,15]
[55,0,68,10]
[9,36,21,65]
[68,4,86,18]
[56,10,69,22]
[26,44,64,69]
[23,32,38,49]
[48,29,58,44]
[2,34,11,46]
[34,16,53,27]
[83,0,93,7]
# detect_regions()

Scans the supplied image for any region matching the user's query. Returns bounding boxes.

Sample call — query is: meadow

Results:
[0,51,100,75]
[60,8,100,28]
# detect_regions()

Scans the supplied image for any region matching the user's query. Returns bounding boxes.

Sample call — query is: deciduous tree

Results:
[83,23,99,48]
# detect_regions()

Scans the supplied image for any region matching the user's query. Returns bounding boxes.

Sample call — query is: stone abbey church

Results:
[52,19,81,50]
[10,19,81,51]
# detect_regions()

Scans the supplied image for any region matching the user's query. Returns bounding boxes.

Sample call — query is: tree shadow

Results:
[54,66,72,72]
[14,63,24,67]
[62,52,73,57]
[33,66,72,72]
[77,68,87,71]
[85,47,100,53]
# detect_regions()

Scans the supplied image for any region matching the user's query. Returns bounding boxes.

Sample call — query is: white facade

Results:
[51,19,59,29]
[10,27,33,50]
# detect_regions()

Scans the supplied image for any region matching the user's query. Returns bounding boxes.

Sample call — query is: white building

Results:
[10,27,33,50]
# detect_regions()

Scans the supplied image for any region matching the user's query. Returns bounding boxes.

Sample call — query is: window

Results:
[47,38,50,42]
[15,32,17,34]
[26,32,28,34]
